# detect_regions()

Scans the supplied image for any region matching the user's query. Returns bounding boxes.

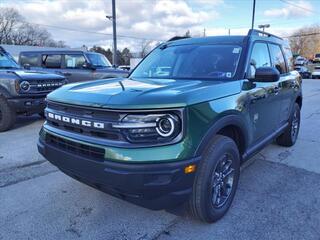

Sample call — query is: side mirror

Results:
[82,62,96,70]
[252,67,280,82]
[23,63,31,70]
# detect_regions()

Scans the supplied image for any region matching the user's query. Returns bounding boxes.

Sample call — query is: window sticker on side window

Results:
[233,48,240,54]
[226,72,232,78]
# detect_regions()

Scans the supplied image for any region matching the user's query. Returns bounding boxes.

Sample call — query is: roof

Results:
[166,29,284,46]
[19,50,97,55]
[167,35,247,46]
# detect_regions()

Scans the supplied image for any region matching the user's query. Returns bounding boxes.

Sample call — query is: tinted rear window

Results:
[269,44,287,74]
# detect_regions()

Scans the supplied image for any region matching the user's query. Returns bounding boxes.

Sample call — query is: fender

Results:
[194,113,249,157]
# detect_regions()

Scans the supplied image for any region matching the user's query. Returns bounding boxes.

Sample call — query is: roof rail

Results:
[167,36,191,42]
[248,29,283,40]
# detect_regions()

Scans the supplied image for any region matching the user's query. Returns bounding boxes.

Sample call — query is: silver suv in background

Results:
[19,50,128,83]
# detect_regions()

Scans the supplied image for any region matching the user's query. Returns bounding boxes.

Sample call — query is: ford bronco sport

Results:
[38,30,302,222]
[0,47,66,132]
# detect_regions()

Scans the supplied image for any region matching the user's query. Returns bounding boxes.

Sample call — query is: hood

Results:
[7,70,65,81]
[47,77,241,109]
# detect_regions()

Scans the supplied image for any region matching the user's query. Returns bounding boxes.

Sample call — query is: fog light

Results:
[184,164,196,174]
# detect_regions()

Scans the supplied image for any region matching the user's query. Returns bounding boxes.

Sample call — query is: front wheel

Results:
[189,135,240,223]
[276,103,300,147]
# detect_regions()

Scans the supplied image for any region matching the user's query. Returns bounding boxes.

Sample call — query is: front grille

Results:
[46,101,125,142]
[21,78,66,94]
[45,132,105,161]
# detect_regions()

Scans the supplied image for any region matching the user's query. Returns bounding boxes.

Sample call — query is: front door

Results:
[245,42,281,142]
[62,54,93,83]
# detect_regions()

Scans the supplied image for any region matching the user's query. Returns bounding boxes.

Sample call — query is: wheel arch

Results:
[194,113,249,160]
[0,86,11,98]
[295,95,302,109]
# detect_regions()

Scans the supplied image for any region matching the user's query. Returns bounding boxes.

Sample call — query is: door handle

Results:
[62,72,72,76]
[250,94,267,104]
[55,71,71,76]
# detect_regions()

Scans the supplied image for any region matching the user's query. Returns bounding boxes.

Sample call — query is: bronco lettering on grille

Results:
[47,112,105,129]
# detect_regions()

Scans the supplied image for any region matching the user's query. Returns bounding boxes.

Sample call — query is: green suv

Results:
[38,30,302,223]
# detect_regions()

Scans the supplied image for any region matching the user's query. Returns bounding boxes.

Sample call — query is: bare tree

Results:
[289,25,320,59]
[0,7,66,47]
[138,40,161,58]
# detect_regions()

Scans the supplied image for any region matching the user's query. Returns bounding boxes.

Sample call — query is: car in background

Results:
[294,56,307,66]
[294,66,311,79]
[0,47,66,132]
[313,53,320,63]
[118,65,130,71]
[18,50,128,83]
[311,66,320,79]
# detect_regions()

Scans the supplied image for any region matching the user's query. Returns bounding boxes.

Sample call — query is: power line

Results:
[279,0,318,14]
[17,20,164,42]
[282,32,320,38]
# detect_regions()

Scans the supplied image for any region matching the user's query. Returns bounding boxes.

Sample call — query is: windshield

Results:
[315,54,320,58]
[0,52,20,69]
[131,44,242,79]
[85,53,111,68]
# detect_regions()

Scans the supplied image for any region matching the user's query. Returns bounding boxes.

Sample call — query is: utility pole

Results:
[251,0,256,29]
[112,0,117,66]
[107,0,118,66]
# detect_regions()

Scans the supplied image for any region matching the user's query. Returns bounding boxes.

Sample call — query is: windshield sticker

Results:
[226,72,232,78]
[233,48,240,54]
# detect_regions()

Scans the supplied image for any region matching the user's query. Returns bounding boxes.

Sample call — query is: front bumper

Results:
[38,135,200,210]
[7,96,46,114]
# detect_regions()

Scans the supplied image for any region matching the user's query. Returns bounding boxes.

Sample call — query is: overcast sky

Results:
[1,0,319,51]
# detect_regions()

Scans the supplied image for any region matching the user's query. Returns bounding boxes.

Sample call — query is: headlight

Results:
[112,112,182,144]
[20,81,30,92]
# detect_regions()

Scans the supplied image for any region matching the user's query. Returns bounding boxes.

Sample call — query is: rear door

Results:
[268,43,296,125]
[62,54,93,82]
[245,42,282,141]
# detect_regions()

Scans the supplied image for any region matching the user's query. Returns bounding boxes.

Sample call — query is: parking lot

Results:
[0,79,320,240]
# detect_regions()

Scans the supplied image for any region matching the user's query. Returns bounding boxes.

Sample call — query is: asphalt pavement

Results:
[0,79,319,240]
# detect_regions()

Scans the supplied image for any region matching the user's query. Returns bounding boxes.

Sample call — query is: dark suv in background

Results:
[0,47,66,132]
[19,50,128,83]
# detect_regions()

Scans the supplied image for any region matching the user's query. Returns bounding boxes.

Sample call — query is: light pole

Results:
[258,24,270,32]
[251,0,256,29]
[106,0,117,66]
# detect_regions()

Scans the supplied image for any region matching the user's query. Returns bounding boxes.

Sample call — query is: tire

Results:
[38,112,45,118]
[276,103,300,147]
[0,97,16,132]
[189,135,240,223]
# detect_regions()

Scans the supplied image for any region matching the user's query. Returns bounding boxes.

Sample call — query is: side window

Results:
[282,46,293,71]
[269,44,287,74]
[248,42,271,78]
[65,54,86,69]
[20,53,39,67]
[42,54,62,68]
